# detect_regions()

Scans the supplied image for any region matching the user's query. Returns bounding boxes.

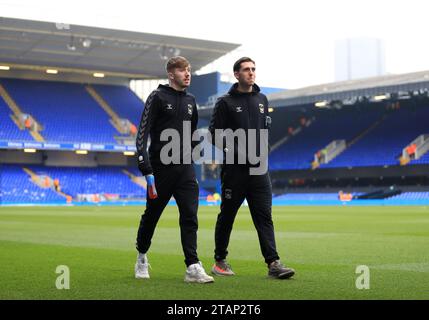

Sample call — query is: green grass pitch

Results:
[0,205,428,300]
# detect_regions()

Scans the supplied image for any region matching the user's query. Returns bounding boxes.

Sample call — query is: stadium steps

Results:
[322,112,388,167]
[122,169,147,189]
[312,140,347,170]
[400,149,429,166]
[0,84,45,142]
[0,84,23,115]
[270,117,315,153]
[56,190,73,202]
[399,155,411,166]
[346,113,388,149]
[0,83,25,131]
[23,167,49,188]
[85,86,129,134]
[399,134,429,166]
[22,167,72,200]
[9,113,25,129]
[29,131,44,142]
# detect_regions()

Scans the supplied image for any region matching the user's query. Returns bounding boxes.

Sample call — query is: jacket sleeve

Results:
[264,95,272,152]
[136,91,159,176]
[191,101,199,150]
[208,98,227,150]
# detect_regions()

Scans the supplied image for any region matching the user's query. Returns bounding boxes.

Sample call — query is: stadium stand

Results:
[0,78,122,144]
[272,191,429,202]
[29,165,146,199]
[0,164,65,203]
[269,104,386,170]
[91,84,144,125]
[0,163,213,204]
[1,54,429,204]
[322,103,429,168]
[390,191,429,200]
[0,17,242,205]
[0,164,145,203]
[273,193,340,201]
[0,95,34,142]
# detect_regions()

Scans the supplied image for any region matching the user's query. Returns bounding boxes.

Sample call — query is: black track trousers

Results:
[214,165,280,264]
[136,164,199,267]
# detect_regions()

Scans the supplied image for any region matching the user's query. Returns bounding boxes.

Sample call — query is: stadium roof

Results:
[0,17,240,80]
[268,70,429,107]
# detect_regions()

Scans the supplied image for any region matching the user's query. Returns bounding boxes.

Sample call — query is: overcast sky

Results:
[1,0,429,89]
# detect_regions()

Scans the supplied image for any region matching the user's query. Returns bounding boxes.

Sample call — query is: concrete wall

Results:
[0,149,130,167]
[0,149,43,164]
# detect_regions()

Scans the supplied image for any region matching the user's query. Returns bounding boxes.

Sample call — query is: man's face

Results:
[170,66,191,88]
[234,61,256,86]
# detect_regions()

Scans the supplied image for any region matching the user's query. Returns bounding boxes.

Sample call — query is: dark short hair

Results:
[165,56,190,72]
[233,57,255,72]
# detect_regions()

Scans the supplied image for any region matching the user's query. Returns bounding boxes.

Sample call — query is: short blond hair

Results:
[165,56,190,72]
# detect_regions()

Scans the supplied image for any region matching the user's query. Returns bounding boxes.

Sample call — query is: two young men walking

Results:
[134,56,294,283]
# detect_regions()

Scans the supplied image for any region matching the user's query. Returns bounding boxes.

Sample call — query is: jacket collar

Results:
[158,84,187,96]
[228,82,261,96]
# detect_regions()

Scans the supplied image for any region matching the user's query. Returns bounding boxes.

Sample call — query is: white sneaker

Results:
[184,262,214,284]
[135,254,150,279]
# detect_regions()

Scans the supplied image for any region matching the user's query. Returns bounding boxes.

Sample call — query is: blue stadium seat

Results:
[389,192,429,200]
[29,165,146,199]
[0,164,65,203]
[269,106,385,170]
[1,78,119,144]
[0,164,210,203]
[269,104,429,170]
[0,96,34,142]
[324,105,429,168]
[91,84,144,125]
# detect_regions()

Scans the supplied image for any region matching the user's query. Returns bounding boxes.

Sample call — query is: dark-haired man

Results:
[209,57,295,279]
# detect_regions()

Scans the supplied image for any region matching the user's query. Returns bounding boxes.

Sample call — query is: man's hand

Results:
[145,174,158,199]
